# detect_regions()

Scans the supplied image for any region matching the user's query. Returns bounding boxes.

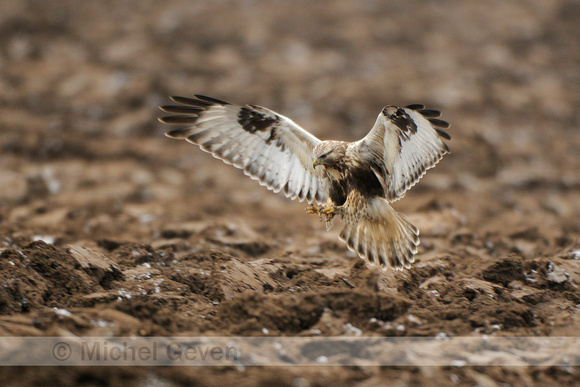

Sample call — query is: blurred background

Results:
[1,0,578,236]
[1,1,579,385]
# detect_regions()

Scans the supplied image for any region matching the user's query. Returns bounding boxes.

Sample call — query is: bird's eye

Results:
[320,153,328,159]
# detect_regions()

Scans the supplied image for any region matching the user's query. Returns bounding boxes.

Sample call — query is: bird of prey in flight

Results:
[159,95,450,271]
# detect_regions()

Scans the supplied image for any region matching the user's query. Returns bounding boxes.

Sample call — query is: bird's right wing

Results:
[358,104,451,202]
[159,95,330,204]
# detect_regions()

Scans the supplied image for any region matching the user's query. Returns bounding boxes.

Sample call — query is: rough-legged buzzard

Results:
[159,95,450,271]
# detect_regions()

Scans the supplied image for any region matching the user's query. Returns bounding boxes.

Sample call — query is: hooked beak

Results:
[313,159,319,168]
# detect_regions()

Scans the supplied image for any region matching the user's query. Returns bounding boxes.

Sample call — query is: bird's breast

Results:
[325,167,344,181]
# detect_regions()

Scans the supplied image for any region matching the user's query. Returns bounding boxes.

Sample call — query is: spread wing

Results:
[159,95,330,204]
[358,104,451,202]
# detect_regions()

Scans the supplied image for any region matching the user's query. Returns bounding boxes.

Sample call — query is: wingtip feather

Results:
[428,118,450,129]
[159,105,204,114]
[159,115,200,124]
[435,128,452,140]
[193,94,231,105]
[164,128,192,139]
[406,104,425,110]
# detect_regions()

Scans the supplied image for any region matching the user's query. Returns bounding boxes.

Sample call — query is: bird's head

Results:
[312,141,344,169]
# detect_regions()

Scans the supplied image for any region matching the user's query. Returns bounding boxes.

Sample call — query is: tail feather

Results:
[338,198,419,270]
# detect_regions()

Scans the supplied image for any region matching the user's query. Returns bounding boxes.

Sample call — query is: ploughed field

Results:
[0,1,578,385]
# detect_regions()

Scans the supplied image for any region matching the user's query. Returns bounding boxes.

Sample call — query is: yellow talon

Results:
[306,205,321,215]
[321,206,333,215]
[320,205,336,222]
[307,205,339,223]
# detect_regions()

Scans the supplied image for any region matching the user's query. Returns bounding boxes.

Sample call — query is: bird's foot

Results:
[306,205,339,225]
[320,205,340,230]
[306,205,321,216]
[320,205,336,220]
[306,205,326,222]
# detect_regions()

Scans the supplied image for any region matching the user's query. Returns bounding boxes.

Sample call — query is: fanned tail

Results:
[338,197,419,270]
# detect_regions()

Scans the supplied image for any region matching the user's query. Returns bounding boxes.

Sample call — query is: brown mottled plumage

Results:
[159,95,450,271]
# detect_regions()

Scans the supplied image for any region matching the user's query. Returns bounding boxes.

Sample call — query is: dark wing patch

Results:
[238,106,279,134]
[382,107,418,141]
[405,104,425,110]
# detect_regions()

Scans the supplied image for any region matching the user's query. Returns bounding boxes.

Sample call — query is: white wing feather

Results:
[160,95,329,204]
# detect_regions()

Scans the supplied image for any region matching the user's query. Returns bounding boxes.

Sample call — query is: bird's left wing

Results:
[159,95,329,204]
[358,104,451,202]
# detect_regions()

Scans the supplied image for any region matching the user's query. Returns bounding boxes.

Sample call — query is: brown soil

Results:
[1,0,579,385]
